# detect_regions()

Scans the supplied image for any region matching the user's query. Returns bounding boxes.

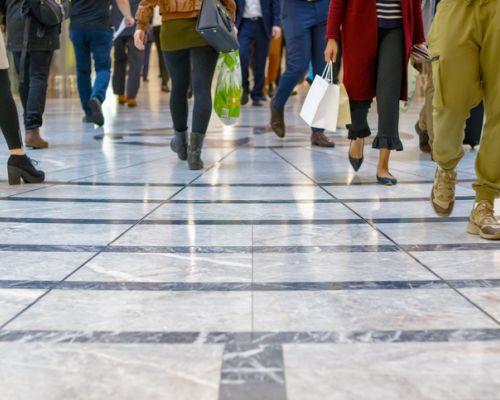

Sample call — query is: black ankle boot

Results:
[188,133,205,170]
[7,155,45,185]
[170,130,188,160]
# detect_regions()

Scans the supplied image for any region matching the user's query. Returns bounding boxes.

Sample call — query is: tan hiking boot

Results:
[25,128,48,149]
[430,167,457,216]
[467,200,500,240]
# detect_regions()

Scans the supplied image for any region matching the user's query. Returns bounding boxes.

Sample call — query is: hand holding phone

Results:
[412,44,438,63]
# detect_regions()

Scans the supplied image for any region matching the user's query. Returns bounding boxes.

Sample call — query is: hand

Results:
[412,42,430,63]
[134,29,146,50]
[124,16,135,28]
[324,39,338,63]
[272,26,281,39]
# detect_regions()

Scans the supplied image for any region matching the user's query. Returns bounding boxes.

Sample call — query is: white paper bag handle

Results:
[321,62,334,84]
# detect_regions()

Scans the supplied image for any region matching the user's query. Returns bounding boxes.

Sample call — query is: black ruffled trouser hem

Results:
[372,135,404,151]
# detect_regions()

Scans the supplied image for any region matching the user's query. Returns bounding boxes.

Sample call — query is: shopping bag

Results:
[214,50,242,125]
[300,62,340,132]
[337,83,351,126]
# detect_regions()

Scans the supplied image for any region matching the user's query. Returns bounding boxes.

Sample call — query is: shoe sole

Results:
[430,189,454,217]
[467,221,500,240]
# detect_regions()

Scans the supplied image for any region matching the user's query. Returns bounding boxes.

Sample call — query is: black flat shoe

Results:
[377,175,398,186]
[348,139,364,172]
[7,155,45,185]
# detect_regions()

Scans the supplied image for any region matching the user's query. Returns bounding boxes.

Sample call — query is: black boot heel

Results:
[7,166,22,185]
[7,155,45,185]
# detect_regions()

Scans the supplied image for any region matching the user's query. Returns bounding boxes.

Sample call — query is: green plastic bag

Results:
[214,51,242,125]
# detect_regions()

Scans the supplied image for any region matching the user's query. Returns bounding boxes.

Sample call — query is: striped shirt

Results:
[376,0,403,28]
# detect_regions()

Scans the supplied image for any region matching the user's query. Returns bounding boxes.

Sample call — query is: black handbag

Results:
[196,0,239,53]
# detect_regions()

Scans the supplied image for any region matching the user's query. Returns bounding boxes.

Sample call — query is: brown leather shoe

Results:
[270,103,285,138]
[311,131,335,147]
[25,128,48,149]
[415,122,431,153]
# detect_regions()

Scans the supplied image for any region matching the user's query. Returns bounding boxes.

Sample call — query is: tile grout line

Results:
[270,147,500,328]
[0,147,238,331]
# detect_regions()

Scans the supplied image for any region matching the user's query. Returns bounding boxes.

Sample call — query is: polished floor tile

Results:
[0,343,224,400]
[284,342,500,400]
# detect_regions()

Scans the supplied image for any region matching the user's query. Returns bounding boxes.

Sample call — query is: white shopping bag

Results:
[300,62,340,132]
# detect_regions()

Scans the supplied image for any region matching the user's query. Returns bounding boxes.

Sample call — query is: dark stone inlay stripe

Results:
[0,179,476,188]
[4,196,475,204]
[1,328,499,345]
[1,279,499,291]
[0,216,474,225]
[0,243,498,254]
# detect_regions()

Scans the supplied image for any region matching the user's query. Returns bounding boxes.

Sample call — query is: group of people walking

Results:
[0,0,499,240]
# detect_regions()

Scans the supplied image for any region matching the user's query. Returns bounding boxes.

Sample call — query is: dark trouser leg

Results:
[373,28,404,151]
[70,29,93,115]
[250,21,270,100]
[143,40,153,80]
[163,49,190,132]
[273,6,312,110]
[13,51,53,130]
[464,102,484,147]
[348,100,372,140]
[238,20,253,95]
[310,19,329,133]
[190,45,218,134]
[112,37,127,96]
[90,30,113,103]
[0,69,23,149]
[153,26,169,85]
[125,37,143,99]
[12,52,30,128]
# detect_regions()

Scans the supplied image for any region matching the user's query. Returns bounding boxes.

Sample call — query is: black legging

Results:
[163,45,218,134]
[0,69,23,149]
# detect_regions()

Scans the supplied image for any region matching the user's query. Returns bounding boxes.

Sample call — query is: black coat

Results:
[0,0,60,52]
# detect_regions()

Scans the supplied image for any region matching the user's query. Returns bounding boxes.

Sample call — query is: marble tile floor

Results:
[0,86,499,400]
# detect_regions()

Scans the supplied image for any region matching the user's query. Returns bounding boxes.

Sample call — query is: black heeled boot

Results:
[7,155,45,185]
[170,129,188,160]
[188,133,205,170]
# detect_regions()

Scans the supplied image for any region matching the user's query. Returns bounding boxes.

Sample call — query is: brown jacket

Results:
[136,0,236,31]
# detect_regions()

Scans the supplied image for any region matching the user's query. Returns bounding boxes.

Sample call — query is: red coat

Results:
[326,0,426,101]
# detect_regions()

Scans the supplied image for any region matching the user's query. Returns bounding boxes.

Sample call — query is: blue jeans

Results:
[70,29,113,115]
[238,19,270,100]
[273,0,328,112]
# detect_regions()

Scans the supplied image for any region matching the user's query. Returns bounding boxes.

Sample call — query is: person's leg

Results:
[472,5,500,206]
[272,4,311,111]
[237,20,253,103]
[428,1,482,216]
[250,21,270,102]
[271,0,312,137]
[164,48,191,161]
[112,37,128,98]
[153,26,169,89]
[125,36,143,103]
[0,69,23,151]
[11,52,30,128]
[143,39,153,81]
[309,10,335,146]
[373,28,405,184]
[188,45,219,170]
[90,29,113,104]
[70,29,93,116]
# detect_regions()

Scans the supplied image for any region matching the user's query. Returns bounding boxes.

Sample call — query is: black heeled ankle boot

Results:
[170,129,188,160]
[7,155,45,185]
[188,133,205,170]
